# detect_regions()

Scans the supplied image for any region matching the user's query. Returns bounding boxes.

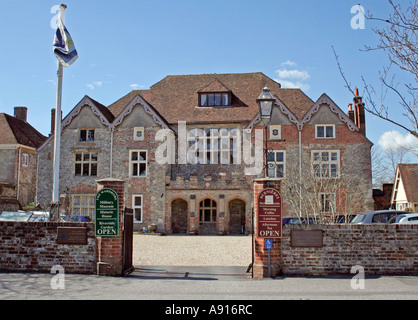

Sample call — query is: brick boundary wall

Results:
[280,224,418,276]
[0,221,97,274]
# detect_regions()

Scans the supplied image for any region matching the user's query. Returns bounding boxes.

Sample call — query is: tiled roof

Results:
[0,113,47,148]
[108,72,314,124]
[398,164,418,203]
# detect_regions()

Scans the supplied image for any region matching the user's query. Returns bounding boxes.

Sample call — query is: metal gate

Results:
[122,208,134,275]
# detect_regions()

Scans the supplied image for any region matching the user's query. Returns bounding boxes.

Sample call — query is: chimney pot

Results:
[14,107,28,122]
[354,88,359,97]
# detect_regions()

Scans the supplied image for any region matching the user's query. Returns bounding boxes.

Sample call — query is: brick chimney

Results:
[50,108,63,135]
[347,103,355,123]
[353,88,366,135]
[14,107,28,122]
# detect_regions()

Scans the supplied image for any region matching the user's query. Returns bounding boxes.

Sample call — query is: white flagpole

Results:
[52,4,67,203]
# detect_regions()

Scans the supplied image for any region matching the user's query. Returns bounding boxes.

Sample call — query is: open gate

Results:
[122,208,134,275]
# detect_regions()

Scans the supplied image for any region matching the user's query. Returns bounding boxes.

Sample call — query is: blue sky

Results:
[0,0,416,158]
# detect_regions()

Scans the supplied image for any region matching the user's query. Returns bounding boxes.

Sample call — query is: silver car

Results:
[351,210,412,224]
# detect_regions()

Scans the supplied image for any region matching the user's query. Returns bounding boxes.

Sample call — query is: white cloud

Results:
[274,62,311,91]
[276,79,311,91]
[281,60,297,67]
[130,84,146,90]
[86,81,104,90]
[276,68,310,81]
[378,130,418,153]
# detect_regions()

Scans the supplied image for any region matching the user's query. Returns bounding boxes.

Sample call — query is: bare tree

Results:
[333,0,418,138]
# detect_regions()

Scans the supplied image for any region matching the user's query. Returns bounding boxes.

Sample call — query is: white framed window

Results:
[319,193,335,213]
[132,195,143,222]
[22,153,29,167]
[74,151,98,176]
[72,194,96,219]
[269,125,281,140]
[315,125,335,139]
[312,150,340,178]
[199,199,217,223]
[129,150,147,177]
[133,127,144,141]
[79,129,95,142]
[267,150,286,179]
[187,128,239,165]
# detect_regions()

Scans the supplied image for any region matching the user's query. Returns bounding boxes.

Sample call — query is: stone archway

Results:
[229,199,246,234]
[171,199,188,234]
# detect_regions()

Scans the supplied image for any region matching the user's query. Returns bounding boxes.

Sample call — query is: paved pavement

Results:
[1,267,417,300]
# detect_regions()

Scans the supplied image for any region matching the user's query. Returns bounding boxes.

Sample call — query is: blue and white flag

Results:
[53,14,78,67]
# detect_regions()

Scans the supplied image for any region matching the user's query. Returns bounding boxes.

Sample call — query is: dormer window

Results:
[199,93,230,107]
[198,79,232,107]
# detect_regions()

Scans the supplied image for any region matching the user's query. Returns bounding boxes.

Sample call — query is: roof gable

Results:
[112,94,172,130]
[0,113,47,148]
[198,79,231,93]
[396,164,418,203]
[62,95,115,130]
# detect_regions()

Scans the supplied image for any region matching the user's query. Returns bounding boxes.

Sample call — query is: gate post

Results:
[96,178,125,276]
[253,179,282,279]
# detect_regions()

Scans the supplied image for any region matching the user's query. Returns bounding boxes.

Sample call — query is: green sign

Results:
[95,188,119,237]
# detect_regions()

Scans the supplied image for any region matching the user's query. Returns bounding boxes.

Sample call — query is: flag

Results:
[53,15,78,67]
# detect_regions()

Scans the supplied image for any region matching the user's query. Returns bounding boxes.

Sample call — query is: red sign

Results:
[257,188,282,238]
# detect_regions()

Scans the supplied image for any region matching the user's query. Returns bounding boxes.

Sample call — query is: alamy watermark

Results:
[350,265,365,290]
[351,4,366,30]
[50,265,65,290]
[154,121,265,176]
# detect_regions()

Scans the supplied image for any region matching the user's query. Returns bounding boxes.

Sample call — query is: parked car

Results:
[282,217,316,224]
[0,211,32,221]
[61,215,92,222]
[28,211,50,222]
[351,210,412,224]
[389,213,418,224]
[328,214,357,224]
[0,211,50,222]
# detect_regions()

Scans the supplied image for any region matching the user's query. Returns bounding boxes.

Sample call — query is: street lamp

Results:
[257,87,275,123]
[257,87,275,179]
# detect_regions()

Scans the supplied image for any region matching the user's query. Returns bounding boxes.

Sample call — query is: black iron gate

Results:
[122,208,134,275]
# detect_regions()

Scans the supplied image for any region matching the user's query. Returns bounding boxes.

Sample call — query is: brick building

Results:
[36,72,373,234]
[0,107,47,211]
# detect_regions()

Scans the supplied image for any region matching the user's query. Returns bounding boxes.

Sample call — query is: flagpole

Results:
[52,4,67,203]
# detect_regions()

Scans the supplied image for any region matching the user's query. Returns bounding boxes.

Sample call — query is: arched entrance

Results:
[171,199,188,234]
[229,199,246,234]
[199,198,217,235]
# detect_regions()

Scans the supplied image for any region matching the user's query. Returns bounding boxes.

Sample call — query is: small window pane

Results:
[88,130,95,141]
[139,163,146,176]
[80,130,87,141]
[133,163,138,176]
[75,153,82,161]
[326,126,334,137]
[331,152,338,161]
[91,164,97,176]
[201,94,207,106]
[83,164,90,176]
[321,152,329,162]
[208,94,214,106]
[276,152,284,162]
[83,153,90,161]
[131,152,138,161]
[267,152,275,162]
[75,164,82,176]
[317,126,324,138]
[215,94,221,106]
[91,153,98,161]
[134,196,142,206]
[222,94,229,105]
[134,209,142,221]
[140,152,147,161]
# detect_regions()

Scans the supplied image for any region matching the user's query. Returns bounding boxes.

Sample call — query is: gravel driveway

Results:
[133,234,253,267]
